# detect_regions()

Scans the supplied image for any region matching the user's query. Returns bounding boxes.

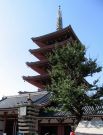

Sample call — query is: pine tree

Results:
[47,42,103,124]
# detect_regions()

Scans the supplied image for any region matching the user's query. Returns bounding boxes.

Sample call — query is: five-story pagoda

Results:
[23,6,80,90]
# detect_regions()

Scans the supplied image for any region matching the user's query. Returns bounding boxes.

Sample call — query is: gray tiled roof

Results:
[0,91,103,117]
[39,105,103,117]
[39,106,103,118]
[0,91,51,109]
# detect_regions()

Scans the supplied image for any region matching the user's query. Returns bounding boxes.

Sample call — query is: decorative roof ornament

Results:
[56,5,63,31]
[27,93,32,104]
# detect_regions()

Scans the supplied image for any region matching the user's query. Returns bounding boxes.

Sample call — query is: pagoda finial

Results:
[56,5,63,31]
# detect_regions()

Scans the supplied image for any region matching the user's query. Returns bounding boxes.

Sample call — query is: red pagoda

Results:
[23,6,80,90]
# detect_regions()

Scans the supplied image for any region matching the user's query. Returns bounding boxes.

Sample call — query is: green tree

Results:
[47,42,103,125]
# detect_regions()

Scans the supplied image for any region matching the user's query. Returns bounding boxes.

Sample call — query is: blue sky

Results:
[0,0,103,98]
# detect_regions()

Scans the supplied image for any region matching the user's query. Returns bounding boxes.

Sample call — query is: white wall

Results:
[75,118,103,135]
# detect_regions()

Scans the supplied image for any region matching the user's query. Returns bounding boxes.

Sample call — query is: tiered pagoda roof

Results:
[23,25,80,89]
[23,7,80,90]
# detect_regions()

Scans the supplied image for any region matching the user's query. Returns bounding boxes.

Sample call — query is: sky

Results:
[0,0,103,99]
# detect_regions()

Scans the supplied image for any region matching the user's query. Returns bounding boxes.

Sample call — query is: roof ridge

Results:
[4,91,48,98]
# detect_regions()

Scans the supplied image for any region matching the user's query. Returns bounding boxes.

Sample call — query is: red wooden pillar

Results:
[13,117,17,135]
[3,112,8,133]
[57,125,64,135]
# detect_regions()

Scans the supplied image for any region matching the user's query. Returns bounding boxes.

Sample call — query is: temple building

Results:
[0,6,103,135]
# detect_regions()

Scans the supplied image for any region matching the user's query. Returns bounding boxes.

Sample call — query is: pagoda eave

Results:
[26,60,48,66]
[26,60,49,74]
[31,25,80,47]
[29,39,70,60]
[23,75,50,89]
[33,41,46,47]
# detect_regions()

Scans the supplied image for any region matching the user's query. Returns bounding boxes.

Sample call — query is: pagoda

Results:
[23,6,80,90]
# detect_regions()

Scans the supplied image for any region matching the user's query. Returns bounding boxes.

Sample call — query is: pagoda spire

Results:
[56,5,63,30]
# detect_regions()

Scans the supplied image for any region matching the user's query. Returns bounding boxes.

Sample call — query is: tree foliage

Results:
[47,42,103,124]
